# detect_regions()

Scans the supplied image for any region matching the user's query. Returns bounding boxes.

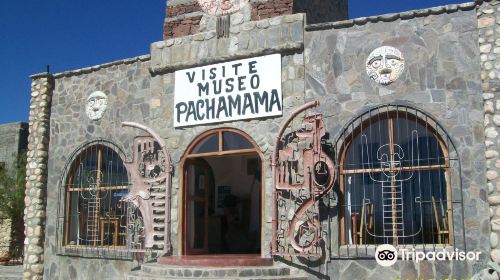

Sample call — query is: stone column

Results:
[23,73,53,280]
[477,0,500,262]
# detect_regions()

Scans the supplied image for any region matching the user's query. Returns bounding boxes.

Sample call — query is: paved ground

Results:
[0,265,23,279]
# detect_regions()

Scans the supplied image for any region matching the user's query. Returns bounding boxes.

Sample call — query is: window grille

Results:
[333,104,465,258]
[271,103,466,259]
[56,139,165,259]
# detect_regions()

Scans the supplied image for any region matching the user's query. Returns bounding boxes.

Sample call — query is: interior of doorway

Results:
[184,153,262,255]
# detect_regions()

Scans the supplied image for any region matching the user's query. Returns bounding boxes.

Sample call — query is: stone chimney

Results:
[163,0,348,40]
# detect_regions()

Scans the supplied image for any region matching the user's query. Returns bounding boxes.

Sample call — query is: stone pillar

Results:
[23,73,53,280]
[477,0,500,262]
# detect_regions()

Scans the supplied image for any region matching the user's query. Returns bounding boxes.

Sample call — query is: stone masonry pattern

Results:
[23,0,500,279]
[23,75,53,280]
[479,0,500,263]
[251,0,293,21]
[0,122,28,261]
[303,5,488,279]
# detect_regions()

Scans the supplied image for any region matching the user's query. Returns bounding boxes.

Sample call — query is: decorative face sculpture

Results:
[85,91,108,121]
[197,0,248,16]
[366,46,405,85]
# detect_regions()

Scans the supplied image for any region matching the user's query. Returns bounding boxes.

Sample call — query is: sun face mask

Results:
[366,46,405,85]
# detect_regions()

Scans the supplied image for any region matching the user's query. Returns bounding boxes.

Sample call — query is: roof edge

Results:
[306,1,481,31]
[32,55,152,80]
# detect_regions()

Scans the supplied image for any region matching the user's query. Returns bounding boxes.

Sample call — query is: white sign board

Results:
[174,54,282,128]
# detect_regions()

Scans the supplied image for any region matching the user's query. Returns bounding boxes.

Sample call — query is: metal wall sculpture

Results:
[78,169,106,245]
[121,122,173,255]
[360,133,420,240]
[271,100,336,257]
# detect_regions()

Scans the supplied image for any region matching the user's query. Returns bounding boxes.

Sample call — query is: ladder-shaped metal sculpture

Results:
[78,167,105,245]
[84,197,100,245]
[361,130,420,244]
[381,180,404,239]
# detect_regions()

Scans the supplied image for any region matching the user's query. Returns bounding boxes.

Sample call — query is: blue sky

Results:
[0,0,467,124]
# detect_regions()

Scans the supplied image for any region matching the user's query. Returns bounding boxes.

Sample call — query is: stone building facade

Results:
[0,122,28,262]
[23,0,500,279]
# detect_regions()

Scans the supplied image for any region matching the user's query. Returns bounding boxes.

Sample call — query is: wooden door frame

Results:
[178,128,265,256]
[183,158,212,255]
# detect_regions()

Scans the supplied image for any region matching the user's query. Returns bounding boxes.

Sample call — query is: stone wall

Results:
[164,0,348,39]
[0,219,12,261]
[164,1,203,39]
[37,1,496,280]
[41,56,150,280]
[302,4,488,279]
[151,13,305,257]
[42,13,305,279]
[251,0,293,21]
[0,122,28,174]
[23,74,53,280]
[0,122,28,261]
[478,0,500,262]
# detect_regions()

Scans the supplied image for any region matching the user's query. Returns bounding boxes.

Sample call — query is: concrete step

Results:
[142,264,290,277]
[0,265,23,280]
[127,271,308,280]
[126,264,308,280]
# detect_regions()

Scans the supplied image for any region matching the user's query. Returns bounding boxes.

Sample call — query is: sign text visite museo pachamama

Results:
[174,54,283,127]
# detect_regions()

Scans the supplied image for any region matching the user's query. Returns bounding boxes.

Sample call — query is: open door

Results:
[184,159,213,255]
[181,129,263,256]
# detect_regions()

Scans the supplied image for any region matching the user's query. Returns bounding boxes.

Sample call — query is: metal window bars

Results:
[335,104,465,255]
[56,135,172,260]
[272,103,466,260]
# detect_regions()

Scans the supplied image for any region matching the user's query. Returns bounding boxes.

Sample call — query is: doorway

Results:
[182,129,262,255]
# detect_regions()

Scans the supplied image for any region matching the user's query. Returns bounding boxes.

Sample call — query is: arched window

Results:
[338,105,457,246]
[63,142,129,248]
[187,129,256,156]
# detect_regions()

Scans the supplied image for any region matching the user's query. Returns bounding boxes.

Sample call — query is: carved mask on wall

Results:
[197,0,248,16]
[366,46,405,85]
[85,91,108,121]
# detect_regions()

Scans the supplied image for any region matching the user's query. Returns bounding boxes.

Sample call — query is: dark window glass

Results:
[192,133,219,154]
[223,131,253,151]
[341,112,450,245]
[65,145,128,247]
[343,118,389,170]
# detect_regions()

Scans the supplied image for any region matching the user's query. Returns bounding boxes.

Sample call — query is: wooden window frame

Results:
[64,144,128,248]
[339,111,453,246]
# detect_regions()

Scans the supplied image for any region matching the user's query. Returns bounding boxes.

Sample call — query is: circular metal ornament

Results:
[366,46,405,85]
[197,0,248,16]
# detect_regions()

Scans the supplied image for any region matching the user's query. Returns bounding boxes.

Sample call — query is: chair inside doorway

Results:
[183,129,262,255]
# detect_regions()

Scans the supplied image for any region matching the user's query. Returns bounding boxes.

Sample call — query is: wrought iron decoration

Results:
[272,100,336,256]
[360,133,420,240]
[121,122,172,255]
